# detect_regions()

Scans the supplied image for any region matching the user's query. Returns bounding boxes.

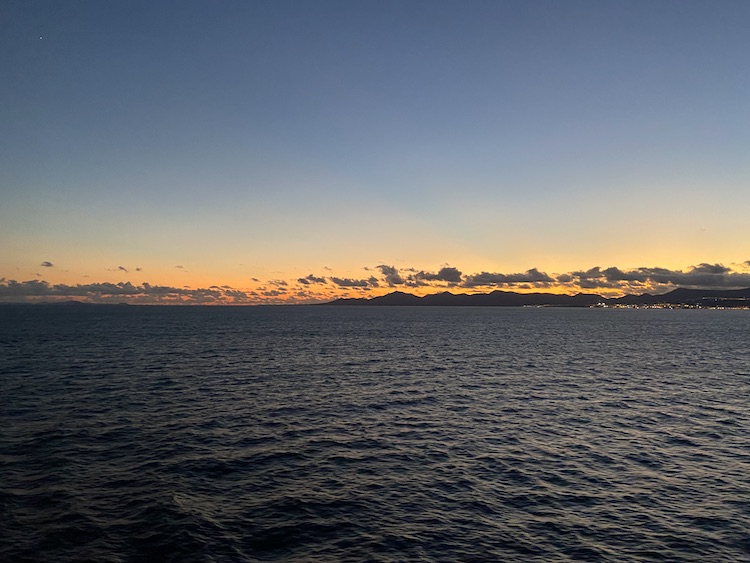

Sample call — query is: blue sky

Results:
[2,1,749,303]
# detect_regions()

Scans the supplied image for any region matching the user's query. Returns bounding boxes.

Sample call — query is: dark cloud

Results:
[136,267,142,272]
[562,267,613,289]
[601,267,636,282]
[556,263,750,290]
[463,268,554,288]
[692,263,730,275]
[0,280,141,297]
[376,265,404,286]
[40,261,54,267]
[415,266,463,284]
[1,279,53,296]
[4,260,749,305]
[118,266,128,272]
[330,276,379,288]
[223,289,250,299]
[569,267,601,280]
[456,262,750,292]
[296,274,327,285]
[0,279,255,304]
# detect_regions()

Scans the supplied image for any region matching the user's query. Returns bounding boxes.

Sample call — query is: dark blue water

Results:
[2,304,749,561]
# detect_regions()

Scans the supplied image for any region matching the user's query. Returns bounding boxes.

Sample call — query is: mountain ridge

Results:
[324,287,750,307]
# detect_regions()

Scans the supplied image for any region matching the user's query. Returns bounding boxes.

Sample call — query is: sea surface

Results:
[1,304,749,562]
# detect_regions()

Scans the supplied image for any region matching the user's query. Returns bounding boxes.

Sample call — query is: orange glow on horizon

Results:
[3,258,749,305]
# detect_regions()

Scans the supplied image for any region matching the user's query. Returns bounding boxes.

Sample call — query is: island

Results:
[324,287,750,308]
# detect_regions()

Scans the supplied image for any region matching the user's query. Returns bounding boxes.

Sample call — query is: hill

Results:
[325,287,750,307]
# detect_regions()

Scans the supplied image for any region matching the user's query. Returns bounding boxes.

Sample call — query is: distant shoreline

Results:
[324,287,750,309]
[3,286,750,308]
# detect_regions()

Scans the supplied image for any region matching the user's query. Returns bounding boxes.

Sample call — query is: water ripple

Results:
[2,305,750,561]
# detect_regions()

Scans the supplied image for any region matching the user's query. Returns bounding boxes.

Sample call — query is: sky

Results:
[2,0,749,304]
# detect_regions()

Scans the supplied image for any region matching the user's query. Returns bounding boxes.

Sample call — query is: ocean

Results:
[1,304,749,562]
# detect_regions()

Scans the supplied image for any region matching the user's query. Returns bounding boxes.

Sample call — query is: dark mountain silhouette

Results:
[325,287,750,307]
[610,287,750,306]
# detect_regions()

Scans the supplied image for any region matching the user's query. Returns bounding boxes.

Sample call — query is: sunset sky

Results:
[2,1,749,303]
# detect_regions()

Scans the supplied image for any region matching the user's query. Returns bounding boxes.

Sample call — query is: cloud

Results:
[692,263,731,275]
[600,267,637,282]
[555,263,750,290]
[223,289,251,299]
[440,262,750,292]
[118,266,128,272]
[296,264,466,289]
[330,276,379,288]
[415,266,463,284]
[0,279,258,304]
[297,274,327,285]
[40,261,54,267]
[3,260,749,305]
[463,268,554,288]
[376,264,404,286]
